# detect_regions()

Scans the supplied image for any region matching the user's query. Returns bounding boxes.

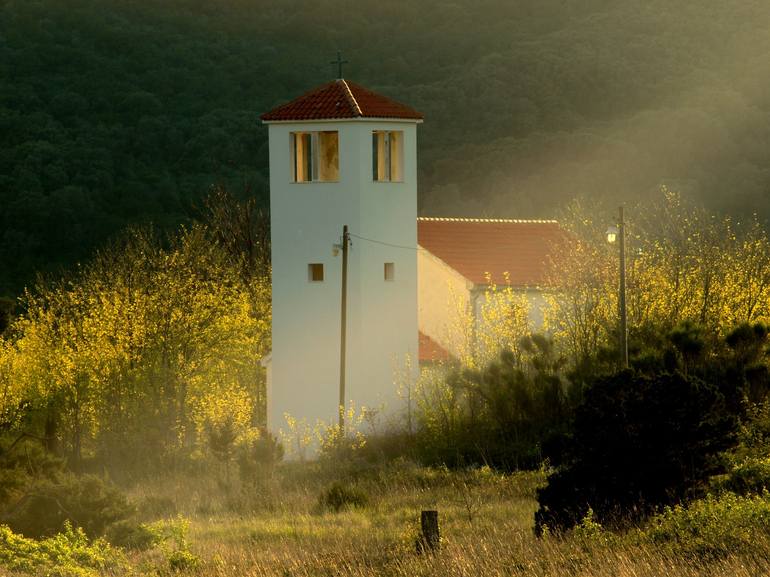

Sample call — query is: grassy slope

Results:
[108,463,770,577]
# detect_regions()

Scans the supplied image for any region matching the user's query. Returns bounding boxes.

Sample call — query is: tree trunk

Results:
[44,403,59,455]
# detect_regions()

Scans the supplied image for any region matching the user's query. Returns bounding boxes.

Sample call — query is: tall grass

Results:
[104,461,770,577]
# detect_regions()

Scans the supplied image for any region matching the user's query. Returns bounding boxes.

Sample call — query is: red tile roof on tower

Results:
[418,331,453,364]
[260,79,423,122]
[417,217,568,287]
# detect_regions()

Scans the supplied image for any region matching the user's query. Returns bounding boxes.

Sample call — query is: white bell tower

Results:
[261,78,422,444]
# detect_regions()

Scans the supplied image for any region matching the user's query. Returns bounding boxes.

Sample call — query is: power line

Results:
[348,232,425,252]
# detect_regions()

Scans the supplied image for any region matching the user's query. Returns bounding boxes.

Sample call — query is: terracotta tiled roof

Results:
[261,79,423,122]
[418,331,452,364]
[417,217,567,287]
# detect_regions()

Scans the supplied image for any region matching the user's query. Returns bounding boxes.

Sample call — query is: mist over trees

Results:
[4,2,770,573]
[0,186,769,570]
[3,0,770,294]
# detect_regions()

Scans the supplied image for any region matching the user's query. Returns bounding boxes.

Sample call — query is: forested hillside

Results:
[3,0,770,295]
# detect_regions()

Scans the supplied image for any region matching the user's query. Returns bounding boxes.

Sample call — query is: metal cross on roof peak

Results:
[330,51,349,80]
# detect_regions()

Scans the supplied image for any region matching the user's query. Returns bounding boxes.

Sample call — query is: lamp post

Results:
[606,206,629,369]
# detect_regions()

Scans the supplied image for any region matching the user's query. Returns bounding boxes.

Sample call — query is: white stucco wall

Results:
[417,247,550,363]
[267,119,419,446]
[417,248,474,359]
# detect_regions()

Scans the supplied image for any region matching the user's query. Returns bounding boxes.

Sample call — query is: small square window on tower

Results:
[372,131,403,182]
[308,263,324,282]
[384,262,395,281]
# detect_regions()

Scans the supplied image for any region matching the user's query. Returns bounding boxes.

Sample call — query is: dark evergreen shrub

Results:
[2,473,135,538]
[237,430,284,487]
[137,495,177,519]
[724,323,770,405]
[722,458,770,496]
[106,519,161,550]
[0,297,14,335]
[415,336,575,470]
[535,370,737,533]
[0,439,63,504]
[205,417,239,463]
[318,482,368,512]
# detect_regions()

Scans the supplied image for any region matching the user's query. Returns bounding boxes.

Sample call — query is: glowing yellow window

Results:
[372,131,403,182]
[291,131,339,182]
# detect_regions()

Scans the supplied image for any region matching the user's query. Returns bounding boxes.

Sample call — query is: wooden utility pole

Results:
[619,206,629,369]
[339,225,350,432]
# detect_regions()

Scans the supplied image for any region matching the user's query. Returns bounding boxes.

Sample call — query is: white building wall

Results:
[417,248,473,359]
[355,122,419,417]
[267,119,419,443]
[417,247,550,363]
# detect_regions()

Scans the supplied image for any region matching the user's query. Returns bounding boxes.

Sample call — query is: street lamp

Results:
[606,207,628,369]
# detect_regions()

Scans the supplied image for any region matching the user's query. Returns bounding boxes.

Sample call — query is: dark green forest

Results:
[3,0,770,296]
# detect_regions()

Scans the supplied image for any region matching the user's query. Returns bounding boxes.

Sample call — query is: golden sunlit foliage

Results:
[406,190,770,469]
[542,205,617,365]
[443,273,532,370]
[0,222,270,473]
[545,189,770,366]
[476,274,532,366]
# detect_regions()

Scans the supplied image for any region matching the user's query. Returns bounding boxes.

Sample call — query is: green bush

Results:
[741,400,770,449]
[0,521,126,576]
[205,417,239,463]
[0,438,136,540]
[237,430,284,487]
[318,482,368,512]
[0,297,13,335]
[535,370,737,533]
[106,520,161,550]
[153,517,201,572]
[137,494,178,520]
[722,457,770,496]
[637,492,770,558]
[571,508,615,547]
[415,339,574,471]
[168,549,201,571]
[0,438,64,504]
[1,473,135,539]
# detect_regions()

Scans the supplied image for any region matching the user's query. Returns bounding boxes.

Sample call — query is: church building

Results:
[261,79,422,435]
[261,79,562,440]
[416,216,565,364]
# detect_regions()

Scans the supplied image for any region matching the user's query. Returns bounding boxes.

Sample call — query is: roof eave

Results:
[470,282,553,292]
[262,116,423,125]
[418,217,558,224]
